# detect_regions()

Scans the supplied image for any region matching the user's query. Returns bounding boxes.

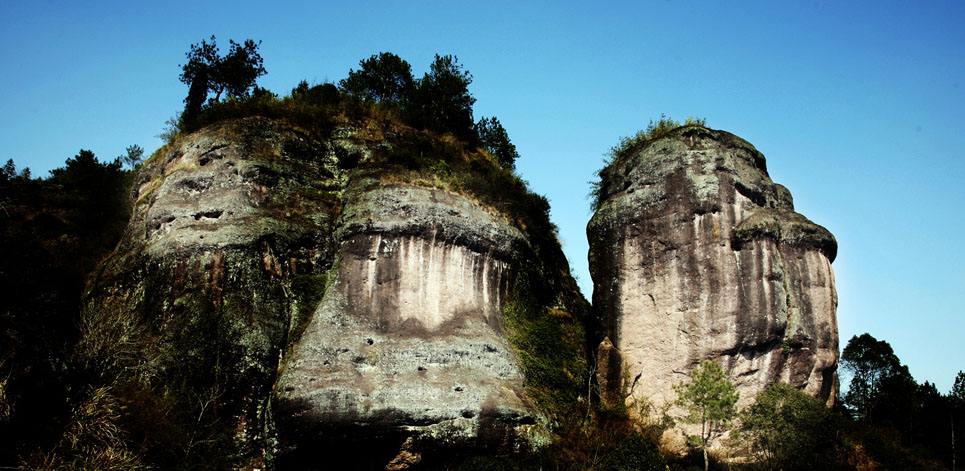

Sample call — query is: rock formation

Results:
[273,181,545,466]
[587,125,838,444]
[78,117,588,469]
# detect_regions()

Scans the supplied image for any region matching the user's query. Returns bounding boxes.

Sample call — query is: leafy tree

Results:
[2,159,15,181]
[476,116,519,170]
[118,144,144,169]
[738,383,841,470]
[674,360,739,471]
[178,36,266,129]
[179,36,220,128]
[953,371,965,403]
[339,52,414,105]
[215,39,266,100]
[953,371,964,470]
[411,54,476,141]
[291,80,341,106]
[841,333,911,420]
[0,150,132,464]
[47,150,128,241]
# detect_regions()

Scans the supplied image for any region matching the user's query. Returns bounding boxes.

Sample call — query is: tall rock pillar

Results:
[587,125,839,441]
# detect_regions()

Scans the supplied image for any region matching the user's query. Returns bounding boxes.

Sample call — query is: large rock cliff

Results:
[587,125,838,443]
[78,117,588,469]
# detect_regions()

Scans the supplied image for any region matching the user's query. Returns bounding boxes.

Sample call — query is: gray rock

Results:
[273,183,542,463]
[79,117,344,467]
[81,117,569,468]
[587,125,838,448]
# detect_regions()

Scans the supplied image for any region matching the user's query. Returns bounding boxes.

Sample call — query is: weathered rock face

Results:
[79,118,344,468]
[274,183,541,466]
[587,126,838,439]
[80,117,587,469]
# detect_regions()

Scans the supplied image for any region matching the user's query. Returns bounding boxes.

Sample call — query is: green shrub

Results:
[735,383,844,470]
[590,115,706,210]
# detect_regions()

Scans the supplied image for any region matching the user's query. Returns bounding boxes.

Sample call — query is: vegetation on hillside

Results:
[675,360,739,471]
[0,154,133,467]
[589,115,706,210]
[170,46,520,172]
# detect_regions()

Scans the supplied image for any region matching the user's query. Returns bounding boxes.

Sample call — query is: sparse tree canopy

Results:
[216,39,266,100]
[476,116,519,170]
[340,52,414,105]
[118,145,144,169]
[178,36,266,129]
[953,371,965,403]
[674,360,738,471]
[2,159,15,181]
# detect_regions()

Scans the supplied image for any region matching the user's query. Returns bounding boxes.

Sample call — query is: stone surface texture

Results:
[80,117,583,468]
[80,118,344,466]
[273,183,543,463]
[587,126,839,444]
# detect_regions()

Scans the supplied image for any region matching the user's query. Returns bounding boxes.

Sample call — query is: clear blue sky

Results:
[2,1,963,391]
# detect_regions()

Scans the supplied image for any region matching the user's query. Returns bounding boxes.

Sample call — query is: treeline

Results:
[0,153,134,466]
[837,333,964,469]
[720,333,963,470]
[173,37,520,171]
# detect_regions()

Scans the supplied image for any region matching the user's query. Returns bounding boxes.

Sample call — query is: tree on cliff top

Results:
[339,52,414,106]
[476,116,519,170]
[410,54,477,142]
[674,360,738,471]
[179,36,266,129]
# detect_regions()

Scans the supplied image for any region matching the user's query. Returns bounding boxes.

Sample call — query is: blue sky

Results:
[2,1,963,391]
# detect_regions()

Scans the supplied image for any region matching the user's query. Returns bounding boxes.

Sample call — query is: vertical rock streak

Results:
[589,127,839,442]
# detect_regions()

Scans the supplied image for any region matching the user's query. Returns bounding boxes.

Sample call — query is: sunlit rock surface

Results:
[587,126,839,444]
[80,118,343,467]
[274,184,540,465]
[80,115,588,468]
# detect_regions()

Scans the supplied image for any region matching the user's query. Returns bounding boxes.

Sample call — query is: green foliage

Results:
[2,158,15,180]
[597,431,667,471]
[841,333,913,420]
[179,36,266,129]
[117,144,144,169]
[183,85,339,136]
[608,114,705,164]
[542,408,668,471]
[737,383,843,470]
[291,80,341,106]
[339,52,415,105]
[476,116,520,170]
[47,150,130,241]
[590,115,706,211]
[0,153,132,465]
[502,271,587,414]
[950,370,964,403]
[171,50,518,160]
[674,360,738,470]
[410,54,477,142]
[839,333,960,469]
